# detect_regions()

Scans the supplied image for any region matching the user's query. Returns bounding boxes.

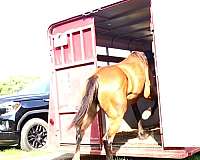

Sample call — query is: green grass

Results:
[0,148,53,160]
[187,153,200,160]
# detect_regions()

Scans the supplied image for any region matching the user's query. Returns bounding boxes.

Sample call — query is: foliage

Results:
[0,76,39,96]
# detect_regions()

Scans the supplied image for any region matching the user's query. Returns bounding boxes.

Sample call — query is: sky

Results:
[0,0,118,80]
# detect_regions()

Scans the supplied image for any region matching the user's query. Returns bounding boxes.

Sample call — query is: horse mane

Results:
[130,51,149,66]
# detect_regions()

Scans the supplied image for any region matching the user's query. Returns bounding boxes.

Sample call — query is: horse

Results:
[141,52,158,121]
[69,51,154,160]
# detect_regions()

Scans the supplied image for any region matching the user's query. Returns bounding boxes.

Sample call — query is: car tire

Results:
[20,118,48,151]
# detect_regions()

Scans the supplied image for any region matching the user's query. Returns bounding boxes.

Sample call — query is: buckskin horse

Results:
[69,51,154,160]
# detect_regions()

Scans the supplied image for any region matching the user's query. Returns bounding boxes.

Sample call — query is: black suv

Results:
[0,78,49,151]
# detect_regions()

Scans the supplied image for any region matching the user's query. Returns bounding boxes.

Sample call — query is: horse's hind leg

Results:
[103,117,122,160]
[132,105,149,140]
[103,139,112,160]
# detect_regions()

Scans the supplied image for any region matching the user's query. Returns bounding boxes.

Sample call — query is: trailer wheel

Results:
[20,118,48,151]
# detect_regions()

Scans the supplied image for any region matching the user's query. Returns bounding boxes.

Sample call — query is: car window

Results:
[17,79,49,95]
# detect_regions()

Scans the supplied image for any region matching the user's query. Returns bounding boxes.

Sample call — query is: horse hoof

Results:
[138,132,149,140]
[72,152,80,160]
[142,110,151,120]
[106,155,113,160]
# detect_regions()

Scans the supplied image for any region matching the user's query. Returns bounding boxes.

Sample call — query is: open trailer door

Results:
[152,0,200,147]
[48,16,102,147]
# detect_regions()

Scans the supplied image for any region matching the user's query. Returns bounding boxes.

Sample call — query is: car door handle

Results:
[43,99,49,102]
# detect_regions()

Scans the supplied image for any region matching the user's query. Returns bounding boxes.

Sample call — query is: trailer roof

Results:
[94,0,151,42]
[48,0,152,43]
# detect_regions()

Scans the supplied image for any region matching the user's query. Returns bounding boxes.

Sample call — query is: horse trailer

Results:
[47,0,200,158]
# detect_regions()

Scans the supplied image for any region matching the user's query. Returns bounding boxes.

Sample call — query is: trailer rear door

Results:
[152,0,200,147]
[48,17,101,145]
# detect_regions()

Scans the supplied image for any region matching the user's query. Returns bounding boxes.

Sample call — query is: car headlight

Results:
[0,102,21,116]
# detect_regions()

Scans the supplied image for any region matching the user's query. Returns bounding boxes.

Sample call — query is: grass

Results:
[187,154,200,160]
[0,147,57,160]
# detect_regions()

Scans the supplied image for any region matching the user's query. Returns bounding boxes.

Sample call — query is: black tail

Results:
[69,75,98,129]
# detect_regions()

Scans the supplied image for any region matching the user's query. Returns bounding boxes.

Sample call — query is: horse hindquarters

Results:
[97,72,128,160]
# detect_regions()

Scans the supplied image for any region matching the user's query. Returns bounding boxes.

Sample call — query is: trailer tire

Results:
[20,118,48,151]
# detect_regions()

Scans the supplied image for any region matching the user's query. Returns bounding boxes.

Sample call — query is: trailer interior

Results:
[93,0,161,151]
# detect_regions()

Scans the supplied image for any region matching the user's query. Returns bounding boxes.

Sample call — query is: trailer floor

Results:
[113,127,161,148]
[56,128,200,159]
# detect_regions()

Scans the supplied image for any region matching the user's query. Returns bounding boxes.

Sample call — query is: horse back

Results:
[95,65,128,93]
[95,51,150,100]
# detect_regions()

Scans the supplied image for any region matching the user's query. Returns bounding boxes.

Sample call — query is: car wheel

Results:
[20,118,48,151]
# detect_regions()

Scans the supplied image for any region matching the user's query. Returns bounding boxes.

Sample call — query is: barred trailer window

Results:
[96,46,130,67]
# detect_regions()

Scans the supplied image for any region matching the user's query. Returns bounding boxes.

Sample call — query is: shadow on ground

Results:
[0,146,19,151]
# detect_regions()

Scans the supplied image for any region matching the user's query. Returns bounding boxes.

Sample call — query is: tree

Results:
[0,76,39,96]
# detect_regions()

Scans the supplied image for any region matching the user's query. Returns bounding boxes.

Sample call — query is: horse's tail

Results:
[68,75,98,129]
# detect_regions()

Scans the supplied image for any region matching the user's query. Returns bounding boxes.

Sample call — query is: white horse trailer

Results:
[48,0,200,158]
